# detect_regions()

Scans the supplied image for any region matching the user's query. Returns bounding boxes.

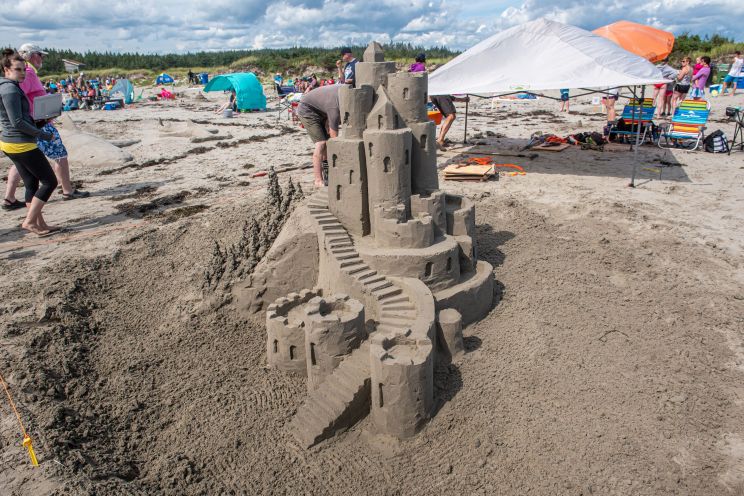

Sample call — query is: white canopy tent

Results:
[428,18,670,187]
[429,18,667,96]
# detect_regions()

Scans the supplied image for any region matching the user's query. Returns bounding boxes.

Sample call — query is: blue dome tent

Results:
[156,73,174,85]
[203,73,266,111]
[109,79,135,104]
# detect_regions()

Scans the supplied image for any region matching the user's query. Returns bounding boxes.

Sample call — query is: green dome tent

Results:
[203,73,266,111]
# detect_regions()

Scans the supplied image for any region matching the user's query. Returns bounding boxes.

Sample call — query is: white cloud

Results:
[0,0,740,53]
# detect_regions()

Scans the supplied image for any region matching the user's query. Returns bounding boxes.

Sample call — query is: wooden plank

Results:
[533,142,570,152]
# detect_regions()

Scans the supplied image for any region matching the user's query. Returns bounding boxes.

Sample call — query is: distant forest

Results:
[36,44,459,77]
[33,34,743,78]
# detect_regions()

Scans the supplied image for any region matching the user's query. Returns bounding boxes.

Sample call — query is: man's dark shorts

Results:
[297,104,329,143]
[431,95,456,117]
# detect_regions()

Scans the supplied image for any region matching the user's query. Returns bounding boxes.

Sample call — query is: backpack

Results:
[703,130,729,153]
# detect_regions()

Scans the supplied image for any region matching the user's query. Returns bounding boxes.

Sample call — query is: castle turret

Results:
[327,85,374,236]
[363,87,412,232]
[355,43,396,99]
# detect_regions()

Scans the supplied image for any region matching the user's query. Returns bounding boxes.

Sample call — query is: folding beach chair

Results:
[657,100,710,151]
[608,98,655,144]
[276,93,302,123]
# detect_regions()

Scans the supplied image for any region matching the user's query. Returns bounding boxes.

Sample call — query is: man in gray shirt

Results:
[296,84,340,187]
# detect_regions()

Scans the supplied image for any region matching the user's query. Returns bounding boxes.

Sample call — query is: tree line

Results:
[28,33,744,78]
[35,44,459,77]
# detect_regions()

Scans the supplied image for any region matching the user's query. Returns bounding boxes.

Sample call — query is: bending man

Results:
[296,84,340,188]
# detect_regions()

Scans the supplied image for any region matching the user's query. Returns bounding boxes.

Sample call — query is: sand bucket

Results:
[223,109,233,118]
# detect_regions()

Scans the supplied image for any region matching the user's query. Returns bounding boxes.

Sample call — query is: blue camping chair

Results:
[608,98,656,144]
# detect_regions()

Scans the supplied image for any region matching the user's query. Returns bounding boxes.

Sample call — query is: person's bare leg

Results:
[21,197,50,235]
[437,114,456,147]
[312,141,326,187]
[4,165,21,202]
[52,157,74,195]
[607,101,616,122]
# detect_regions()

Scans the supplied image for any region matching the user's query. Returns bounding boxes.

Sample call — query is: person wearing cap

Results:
[409,53,426,73]
[4,43,89,207]
[336,48,357,87]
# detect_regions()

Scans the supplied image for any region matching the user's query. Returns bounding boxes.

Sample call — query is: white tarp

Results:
[429,19,668,96]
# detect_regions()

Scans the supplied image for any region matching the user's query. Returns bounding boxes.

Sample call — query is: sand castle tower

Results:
[265,42,494,447]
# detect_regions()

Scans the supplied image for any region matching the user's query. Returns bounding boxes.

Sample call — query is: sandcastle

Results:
[263,42,494,447]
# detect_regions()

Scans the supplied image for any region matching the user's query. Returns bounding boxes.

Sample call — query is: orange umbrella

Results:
[593,21,675,63]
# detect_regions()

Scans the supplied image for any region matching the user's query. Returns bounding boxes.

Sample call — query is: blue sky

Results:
[0,0,741,53]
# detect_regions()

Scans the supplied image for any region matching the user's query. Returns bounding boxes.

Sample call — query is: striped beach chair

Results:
[608,98,656,144]
[657,100,710,150]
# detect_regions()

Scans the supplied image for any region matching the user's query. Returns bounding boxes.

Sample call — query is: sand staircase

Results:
[288,192,420,447]
[290,341,371,448]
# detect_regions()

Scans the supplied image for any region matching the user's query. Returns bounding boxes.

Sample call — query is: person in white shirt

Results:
[723,51,743,96]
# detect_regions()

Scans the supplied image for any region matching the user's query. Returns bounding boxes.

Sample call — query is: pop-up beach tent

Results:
[203,73,267,111]
[429,18,669,186]
[429,19,666,95]
[108,78,135,104]
[156,73,174,85]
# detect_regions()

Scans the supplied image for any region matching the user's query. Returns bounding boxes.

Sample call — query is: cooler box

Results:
[428,110,443,125]
[104,101,121,111]
[200,73,209,85]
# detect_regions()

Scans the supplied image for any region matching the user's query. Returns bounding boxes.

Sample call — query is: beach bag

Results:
[703,130,729,153]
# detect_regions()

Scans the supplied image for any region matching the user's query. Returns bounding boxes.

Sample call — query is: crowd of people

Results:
[649,52,743,117]
[274,73,335,94]
[42,73,124,110]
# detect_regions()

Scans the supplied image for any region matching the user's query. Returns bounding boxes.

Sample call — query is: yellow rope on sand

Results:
[0,371,39,467]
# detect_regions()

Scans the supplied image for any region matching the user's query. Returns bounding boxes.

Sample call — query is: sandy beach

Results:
[1,86,743,495]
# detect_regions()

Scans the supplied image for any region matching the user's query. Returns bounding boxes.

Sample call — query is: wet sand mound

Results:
[56,114,134,169]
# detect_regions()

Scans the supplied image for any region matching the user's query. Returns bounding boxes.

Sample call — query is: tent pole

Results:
[629,86,638,152]
[629,85,645,188]
[463,96,469,144]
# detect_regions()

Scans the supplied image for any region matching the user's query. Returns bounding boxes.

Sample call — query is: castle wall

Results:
[372,204,434,249]
[357,236,461,292]
[327,138,369,236]
[265,289,320,375]
[444,194,476,237]
[370,277,435,438]
[364,129,412,232]
[407,121,439,193]
[410,191,446,238]
[355,62,396,98]
[338,85,373,139]
[303,295,366,391]
[386,72,428,124]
